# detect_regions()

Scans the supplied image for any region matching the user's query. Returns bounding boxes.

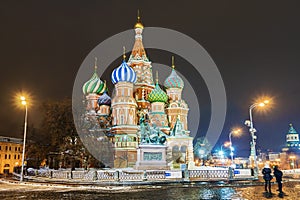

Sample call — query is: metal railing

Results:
[31,168,232,182]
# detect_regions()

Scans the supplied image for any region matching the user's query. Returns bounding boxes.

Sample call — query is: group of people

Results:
[262,163,283,196]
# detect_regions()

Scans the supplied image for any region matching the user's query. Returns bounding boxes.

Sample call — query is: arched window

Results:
[180,145,187,153]
[4,164,10,167]
[172,145,179,155]
[172,145,180,160]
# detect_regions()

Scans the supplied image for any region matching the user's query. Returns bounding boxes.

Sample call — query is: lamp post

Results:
[219,142,230,166]
[20,96,28,182]
[229,129,241,166]
[245,100,269,179]
[289,155,296,169]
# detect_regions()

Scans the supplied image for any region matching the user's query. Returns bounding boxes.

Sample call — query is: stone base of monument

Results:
[135,145,169,170]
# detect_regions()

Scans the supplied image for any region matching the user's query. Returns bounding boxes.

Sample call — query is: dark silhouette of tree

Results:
[40,98,75,152]
[25,124,48,168]
[38,98,102,169]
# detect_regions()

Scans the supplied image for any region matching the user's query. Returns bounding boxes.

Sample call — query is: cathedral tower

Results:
[164,57,189,131]
[128,12,154,112]
[82,58,106,115]
[111,50,139,167]
[148,72,170,133]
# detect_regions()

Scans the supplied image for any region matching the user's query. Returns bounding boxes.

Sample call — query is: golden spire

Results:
[137,9,141,22]
[123,46,126,60]
[134,9,144,29]
[171,56,175,69]
[156,71,159,84]
[94,57,98,72]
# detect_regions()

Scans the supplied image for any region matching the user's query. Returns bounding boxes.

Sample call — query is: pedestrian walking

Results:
[262,163,273,194]
[273,165,283,195]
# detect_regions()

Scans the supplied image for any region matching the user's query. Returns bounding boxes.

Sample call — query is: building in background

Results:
[0,136,23,174]
[282,124,300,169]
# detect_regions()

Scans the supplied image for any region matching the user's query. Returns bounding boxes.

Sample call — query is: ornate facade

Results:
[82,15,194,169]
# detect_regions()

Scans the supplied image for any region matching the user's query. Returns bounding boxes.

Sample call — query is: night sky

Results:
[1,1,300,157]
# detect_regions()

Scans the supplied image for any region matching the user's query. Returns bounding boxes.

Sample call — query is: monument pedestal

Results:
[135,145,169,170]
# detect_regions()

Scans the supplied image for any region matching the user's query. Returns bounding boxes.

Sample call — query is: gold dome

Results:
[134,22,144,29]
[134,10,144,29]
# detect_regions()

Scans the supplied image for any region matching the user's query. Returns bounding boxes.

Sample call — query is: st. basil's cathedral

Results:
[82,15,194,169]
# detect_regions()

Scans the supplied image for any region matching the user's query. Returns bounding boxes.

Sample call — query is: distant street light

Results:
[219,142,230,166]
[199,149,205,166]
[245,99,270,179]
[289,155,296,169]
[20,96,28,182]
[229,128,242,166]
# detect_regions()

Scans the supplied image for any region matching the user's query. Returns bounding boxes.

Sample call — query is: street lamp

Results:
[219,142,230,166]
[229,128,242,166]
[289,155,296,169]
[20,96,28,182]
[245,99,269,179]
[199,149,205,166]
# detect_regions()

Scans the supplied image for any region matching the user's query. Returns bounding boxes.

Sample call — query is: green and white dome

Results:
[82,66,106,95]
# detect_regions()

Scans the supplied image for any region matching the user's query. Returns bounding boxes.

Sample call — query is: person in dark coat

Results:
[273,165,283,194]
[262,163,273,194]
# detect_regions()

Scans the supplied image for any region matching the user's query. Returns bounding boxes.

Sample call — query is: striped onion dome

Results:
[82,69,106,95]
[97,91,111,106]
[148,82,168,103]
[164,68,184,89]
[111,60,137,84]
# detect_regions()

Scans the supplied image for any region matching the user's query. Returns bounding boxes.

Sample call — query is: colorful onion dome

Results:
[148,83,168,103]
[111,59,137,84]
[148,72,168,103]
[164,57,184,89]
[97,91,111,106]
[82,60,106,95]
